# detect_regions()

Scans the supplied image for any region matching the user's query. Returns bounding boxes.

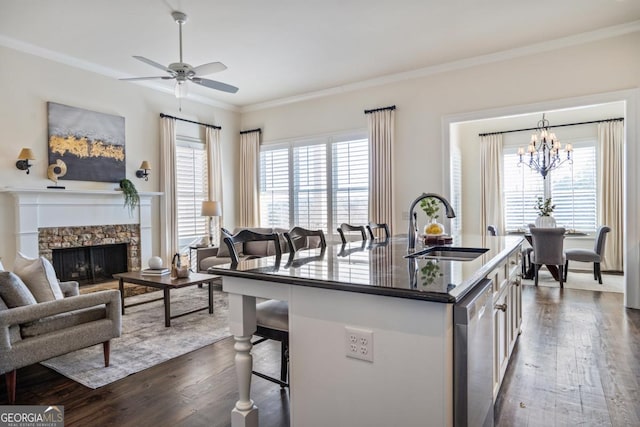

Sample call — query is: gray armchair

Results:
[0,280,121,403]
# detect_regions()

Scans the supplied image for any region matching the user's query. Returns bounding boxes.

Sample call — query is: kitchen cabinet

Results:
[490,245,523,399]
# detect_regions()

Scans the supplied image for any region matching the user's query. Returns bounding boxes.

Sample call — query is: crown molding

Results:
[241,20,640,113]
[0,34,240,112]
[2,19,638,115]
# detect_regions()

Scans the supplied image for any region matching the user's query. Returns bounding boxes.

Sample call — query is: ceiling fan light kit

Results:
[120,10,238,99]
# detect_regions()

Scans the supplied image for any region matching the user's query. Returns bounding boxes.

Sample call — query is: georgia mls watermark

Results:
[0,405,64,427]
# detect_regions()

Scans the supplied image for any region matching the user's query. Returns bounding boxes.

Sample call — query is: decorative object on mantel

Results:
[15,148,35,174]
[517,113,573,179]
[135,161,150,181]
[47,159,67,189]
[48,102,125,183]
[534,196,556,227]
[118,178,140,215]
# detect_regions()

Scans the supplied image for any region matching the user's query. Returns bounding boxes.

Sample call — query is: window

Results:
[176,137,208,251]
[260,133,368,235]
[503,140,597,232]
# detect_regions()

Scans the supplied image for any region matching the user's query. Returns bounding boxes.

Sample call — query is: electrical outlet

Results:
[345,327,373,362]
[401,211,410,221]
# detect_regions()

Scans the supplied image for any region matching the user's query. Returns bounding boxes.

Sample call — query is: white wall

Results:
[0,45,240,269]
[240,32,640,307]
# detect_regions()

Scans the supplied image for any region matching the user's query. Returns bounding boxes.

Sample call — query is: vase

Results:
[535,215,556,228]
[424,219,445,236]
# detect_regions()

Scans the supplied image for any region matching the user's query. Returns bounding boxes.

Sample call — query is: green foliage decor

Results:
[419,197,440,221]
[535,197,555,216]
[119,178,140,215]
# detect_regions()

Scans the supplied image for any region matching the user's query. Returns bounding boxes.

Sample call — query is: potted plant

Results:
[119,178,140,215]
[534,196,556,227]
[420,197,444,235]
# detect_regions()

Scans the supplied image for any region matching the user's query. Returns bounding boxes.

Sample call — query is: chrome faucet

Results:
[407,193,456,253]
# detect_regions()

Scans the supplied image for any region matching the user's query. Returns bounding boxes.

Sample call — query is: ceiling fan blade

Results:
[192,61,227,76]
[191,77,239,93]
[133,55,173,73]
[120,76,175,81]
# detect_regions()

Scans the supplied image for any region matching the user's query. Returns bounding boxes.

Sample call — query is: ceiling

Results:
[1,0,639,110]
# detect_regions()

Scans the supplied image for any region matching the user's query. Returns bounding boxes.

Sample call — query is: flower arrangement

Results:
[535,197,555,216]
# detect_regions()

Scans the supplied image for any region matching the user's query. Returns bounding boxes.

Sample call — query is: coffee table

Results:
[113,271,222,327]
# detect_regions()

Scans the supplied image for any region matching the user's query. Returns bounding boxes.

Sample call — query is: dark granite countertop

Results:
[208,234,524,303]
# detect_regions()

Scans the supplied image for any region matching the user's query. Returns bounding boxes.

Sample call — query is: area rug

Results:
[522,269,624,293]
[41,286,230,389]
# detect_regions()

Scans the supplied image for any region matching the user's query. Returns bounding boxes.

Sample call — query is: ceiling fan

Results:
[120,11,238,97]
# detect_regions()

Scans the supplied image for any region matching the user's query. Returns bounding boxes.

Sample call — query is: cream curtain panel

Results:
[159,116,177,262]
[239,130,261,227]
[598,119,624,271]
[480,134,504,235]
[206,127,223,245]
[366,107,395,235]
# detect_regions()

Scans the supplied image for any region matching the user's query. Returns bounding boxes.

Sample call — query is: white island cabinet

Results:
[211,235,523,427]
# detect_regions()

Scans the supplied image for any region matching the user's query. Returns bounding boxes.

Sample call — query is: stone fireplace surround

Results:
[40,224,140,274]
[4,188,160,271]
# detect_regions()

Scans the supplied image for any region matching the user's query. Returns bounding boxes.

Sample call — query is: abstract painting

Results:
[47,102,125,182]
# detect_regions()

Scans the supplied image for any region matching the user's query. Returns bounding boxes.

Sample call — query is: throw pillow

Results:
[0,271,37,308]
[13,252,64,302]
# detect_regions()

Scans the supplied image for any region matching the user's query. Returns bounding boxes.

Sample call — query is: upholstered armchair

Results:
[0,274,121,403]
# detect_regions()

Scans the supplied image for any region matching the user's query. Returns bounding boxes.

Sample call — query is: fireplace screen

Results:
[52,243,127,285]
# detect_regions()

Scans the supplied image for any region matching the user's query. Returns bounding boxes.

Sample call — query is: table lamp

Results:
[201,201,222,246]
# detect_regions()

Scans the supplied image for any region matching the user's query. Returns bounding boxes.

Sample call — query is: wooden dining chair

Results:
[337,223,368,244]
[366,222,390,240]
[284,226,327,253]
[530,227,566,288]
[223,229,289,387]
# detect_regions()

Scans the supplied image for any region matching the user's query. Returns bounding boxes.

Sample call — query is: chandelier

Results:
[517,114,573,179]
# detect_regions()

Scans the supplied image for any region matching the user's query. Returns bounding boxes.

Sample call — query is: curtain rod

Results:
[159,113,221,130]
[240,128,261,135]
[478,117,624,137]
[364,105,396,114]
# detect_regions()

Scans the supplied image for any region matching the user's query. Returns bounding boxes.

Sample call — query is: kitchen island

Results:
[209,234,523,427]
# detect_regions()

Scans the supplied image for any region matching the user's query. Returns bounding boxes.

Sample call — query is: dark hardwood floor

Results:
[495,286,640,427]
[3,285,639,426]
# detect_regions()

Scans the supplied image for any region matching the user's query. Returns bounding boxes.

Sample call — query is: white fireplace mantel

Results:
[2,187,162,265]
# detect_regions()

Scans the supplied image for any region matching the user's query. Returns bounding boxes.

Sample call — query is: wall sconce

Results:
[16,148,35,174]
[135,161,150,181]
[201,201,222,246]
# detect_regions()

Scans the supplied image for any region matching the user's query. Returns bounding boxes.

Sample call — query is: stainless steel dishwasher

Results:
[454,278,494,427]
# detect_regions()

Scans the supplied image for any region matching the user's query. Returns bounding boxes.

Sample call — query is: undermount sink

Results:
[405,246,489,261]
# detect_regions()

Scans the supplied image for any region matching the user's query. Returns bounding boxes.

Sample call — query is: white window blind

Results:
[294,144,328,229]
[549,146,597,231]
[503,153,545,230]
[503,141,597,232]
[259,134,368,235]
[259,147,290,228]
[176,138,208,250]
[333,139,369,227]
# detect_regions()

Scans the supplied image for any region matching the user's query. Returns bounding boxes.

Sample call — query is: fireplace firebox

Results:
[52,243,128,285]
